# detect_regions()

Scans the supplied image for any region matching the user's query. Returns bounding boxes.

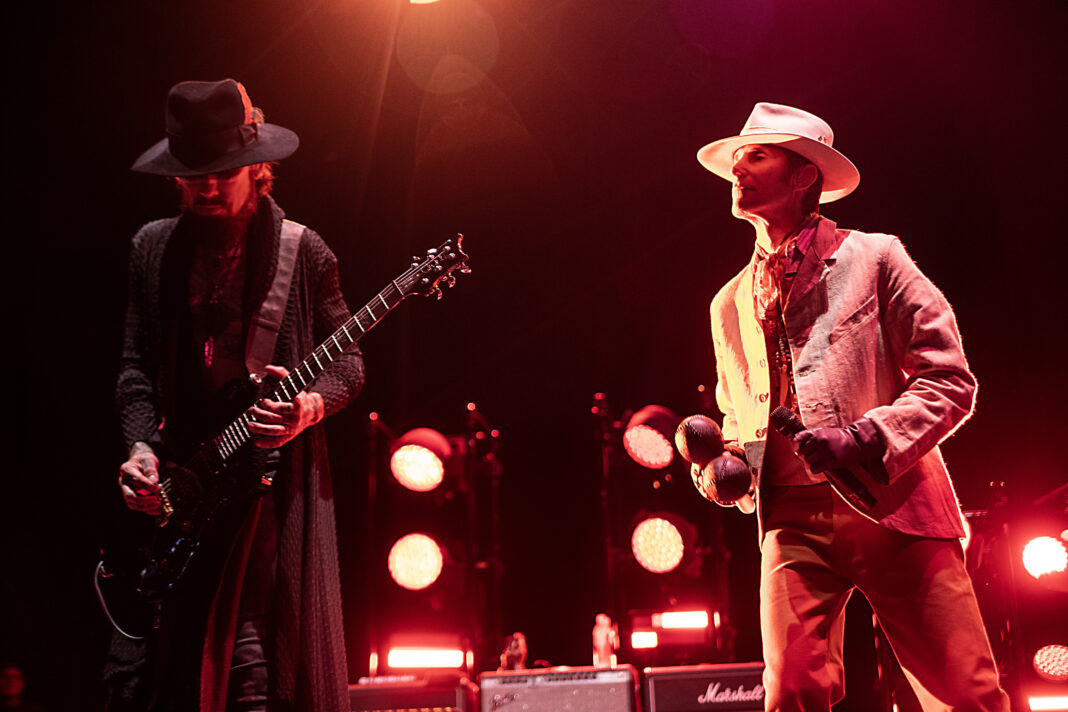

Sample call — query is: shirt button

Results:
[758,393,769,402]
[756,427,767,438]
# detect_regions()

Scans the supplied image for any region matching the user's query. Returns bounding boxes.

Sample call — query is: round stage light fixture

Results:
[390,427,452,492]
[388,533,444,590]
[1023,536,1068,579]
[623,405,680,469]
[631,516,685,574]
[1034,644,1068,683]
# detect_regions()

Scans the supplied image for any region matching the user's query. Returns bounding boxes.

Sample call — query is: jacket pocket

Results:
[828,295,878,345]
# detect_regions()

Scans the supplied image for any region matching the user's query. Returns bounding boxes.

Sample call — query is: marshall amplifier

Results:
[478,665,638,712]
[642,663,765,712]
[349,671,477,711]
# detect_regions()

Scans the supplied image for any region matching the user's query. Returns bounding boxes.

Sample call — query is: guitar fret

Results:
[377,294,389,310]
[321,347,334,362]
[312,352,323,370]
[294,368,308,387]
[353,315,366,333]
[331,334,342,352]
[279,381,293,400]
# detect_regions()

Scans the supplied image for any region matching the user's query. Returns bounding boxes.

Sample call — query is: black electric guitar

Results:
[99,237,469,617]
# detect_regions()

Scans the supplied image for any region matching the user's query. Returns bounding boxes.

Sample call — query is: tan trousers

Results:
[759,483,1010,712]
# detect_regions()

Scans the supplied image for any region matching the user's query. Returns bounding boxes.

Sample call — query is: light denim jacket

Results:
[710,217,973,539]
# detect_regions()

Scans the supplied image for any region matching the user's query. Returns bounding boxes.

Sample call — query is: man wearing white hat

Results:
[691,103,1009,710]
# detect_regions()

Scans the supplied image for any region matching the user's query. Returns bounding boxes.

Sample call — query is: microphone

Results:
[768,407,877,512]
[674,415,755,514]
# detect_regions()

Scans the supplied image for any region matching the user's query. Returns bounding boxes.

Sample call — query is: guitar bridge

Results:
[157,491,174,527]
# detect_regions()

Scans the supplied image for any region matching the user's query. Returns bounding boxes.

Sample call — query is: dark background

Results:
[5,0,1065,709]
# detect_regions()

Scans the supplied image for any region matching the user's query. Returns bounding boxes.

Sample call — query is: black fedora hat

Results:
[131,79,298,177]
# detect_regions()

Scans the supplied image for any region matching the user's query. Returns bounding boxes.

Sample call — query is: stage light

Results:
[1034,645,1068,683]
[631,631,658,649]
[1028,696,1068,711]
[623,405,680,469]
[1023,536,1068,579]
[631,516,685,573]
[655,610,710,630]
[388,533,444,590]
[387,647,465,669]
[390,427,452,492]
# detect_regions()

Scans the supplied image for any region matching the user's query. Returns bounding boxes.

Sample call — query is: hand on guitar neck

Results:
[246,364,325,449]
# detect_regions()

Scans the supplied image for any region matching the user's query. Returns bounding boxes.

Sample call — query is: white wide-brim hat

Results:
[697,102,860,203]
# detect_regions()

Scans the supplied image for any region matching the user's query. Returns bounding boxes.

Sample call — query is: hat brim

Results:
[130,123,299,177]
[696,133,860,203]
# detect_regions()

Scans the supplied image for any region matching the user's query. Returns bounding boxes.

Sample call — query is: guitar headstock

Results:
[406,235,471,300]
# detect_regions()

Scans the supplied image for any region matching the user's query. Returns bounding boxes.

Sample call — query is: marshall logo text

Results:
[697,681,765,705]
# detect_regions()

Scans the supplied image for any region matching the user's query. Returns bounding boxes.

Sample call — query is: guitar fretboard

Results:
[208,262,428,461]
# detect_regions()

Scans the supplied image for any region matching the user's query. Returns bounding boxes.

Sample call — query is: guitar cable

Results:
[93,560,146,640]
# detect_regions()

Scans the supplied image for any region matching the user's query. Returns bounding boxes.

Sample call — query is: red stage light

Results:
[1023,536,1068,579]
[631,517,685,573]
[654,610,710,630]
[623,405,680,469]
[387,646,465,669]
[388,533,444,590]
[390,427,452,492]
[1034,644,1068,683]
[631,631,659,649]
[1028,696,1068,711]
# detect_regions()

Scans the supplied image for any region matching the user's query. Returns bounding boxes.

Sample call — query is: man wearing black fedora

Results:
[109,79,364,712]
[690,103,1009,710]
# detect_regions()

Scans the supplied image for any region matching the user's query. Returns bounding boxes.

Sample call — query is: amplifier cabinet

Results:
[478,665,638,712]
[642,663,765,712]
[349,672,477,711]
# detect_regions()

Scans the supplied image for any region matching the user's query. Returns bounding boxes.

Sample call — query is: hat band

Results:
[740,125,832,145]
[167,123,259,170]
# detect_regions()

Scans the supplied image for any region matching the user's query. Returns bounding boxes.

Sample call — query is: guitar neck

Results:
[207,278,411,462]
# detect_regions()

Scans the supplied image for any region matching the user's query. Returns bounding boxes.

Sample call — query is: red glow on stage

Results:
[388,533,444,590]
[1023,536,1068,579]
[631,517,685,573]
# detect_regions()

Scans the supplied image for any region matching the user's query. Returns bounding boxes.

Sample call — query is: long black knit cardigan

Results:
[116,196,364,712]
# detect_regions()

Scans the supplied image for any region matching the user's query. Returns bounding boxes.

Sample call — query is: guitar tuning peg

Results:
[461,264,472,274]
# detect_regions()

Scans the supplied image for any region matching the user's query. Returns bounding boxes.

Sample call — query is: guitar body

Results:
[98,237,469,611]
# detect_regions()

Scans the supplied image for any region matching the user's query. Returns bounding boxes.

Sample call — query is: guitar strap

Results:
[245,219,303,379]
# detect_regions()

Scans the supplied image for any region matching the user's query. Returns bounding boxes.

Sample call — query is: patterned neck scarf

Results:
[752,214,819,320]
